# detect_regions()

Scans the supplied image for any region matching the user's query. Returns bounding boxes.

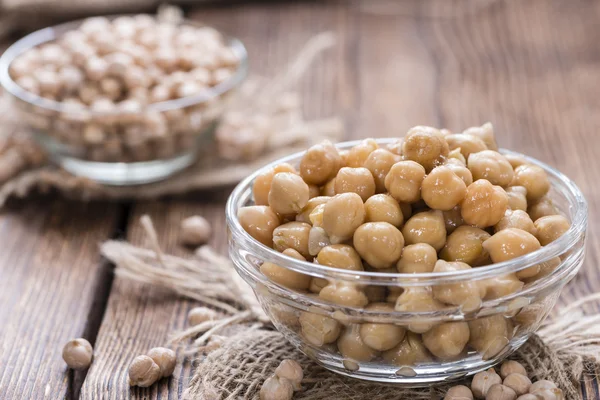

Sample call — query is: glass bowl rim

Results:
[226,138,588,286]
[0,14,249,114]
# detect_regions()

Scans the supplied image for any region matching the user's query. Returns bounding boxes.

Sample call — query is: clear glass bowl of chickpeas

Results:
[0,15,248,185]
[226,124,587,385]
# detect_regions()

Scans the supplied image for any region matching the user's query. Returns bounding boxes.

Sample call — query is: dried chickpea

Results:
[463,122,498,151]
[530,380,557,393]
[515,395,538,400]
[322,193,365,243]
[188,307,218,326]
[62,338,93,370]
[527,196,558,222]
[128,355,161,387]
[483,228,541,279]
[353,222,405,269]
[364,194,404,227]
[147,347,176,378]
[337,324,380,362]
[445,134,488,159]
[513,164,550,202]
[359,303,406,351]
[382,331,432,366]
[499,360,527,379]
[494,210,536,235]
[480,274,523,300]
[396,243,437,273]
[384,161,426,203]
[299,140,342,185]
[402,210,447,251]
[505,186,528,212]
[422,321,470,360]
[268,172,309,215]
[432,260,483,312]
[273,222,312,259]
[447,147,467,165]
[503,373,531,396]
[260,375,293,400]
[319,282,369,307]
[486,384,517,400]
[317,244,363,271]
[395,287,445,333]
[471,368,503,399]
[299,311,342,346]
[364,149,400,192]
[346,138,378,167]
[461,180,508,228]
[253,163,297,206]
[534,215,570,246]
[321,178,337,196]
[402,126,449,171]
[180,215,212,246]
[443,206,464,234]
[445,385,474,400]
[274,359,303,391]
[446,162,474,186]
[261,248,311,291]
[530,389,563,400]
[308,226,331,256]
[296,196,330,223]
[334,167,376,201]
[468,150,514,187]
[440,221,492,266]
[421,166,467,210]
[238,206,280,247]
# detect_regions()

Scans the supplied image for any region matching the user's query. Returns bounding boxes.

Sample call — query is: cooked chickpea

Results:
[503,373,531,396]
[309,203,326,227]
[439,226,491,266]
[432,260,483,312]
[402,210,447,251]
[471,368,503,399]
[446,162,474,186]
[308,226,331,256]
[447,147,467,165]
[300,140,342,185]
[316,244,363,271]
[421,166,467,210]
[268,172,309,215]
[534,215,570,245]
[503,154,528,169]
[309,277,328,294]
[387,138,403,156]
[486,384,517,400]
[402,126,449,171]
[480,274,523,300]
[445,134,488,159]
[353,222,405,269]
[463,122,498,151]
[308,185,321,198]
[299,311,342,346]
[334,167,376,201]
[296,196,330,223]
[469,315,512,360]
[319,282,369,307]
[358,303,406,351]
[483,228,541,279]
[505,186,528,211]
[499,360,527,379]
[461,180,508,228]
[513,164,550,202]
[528,196,558,221]
[261,248,311,291]
[322,193,366,243]
[494,210,536,235]
[396,243,437,273]
[468,150,514,187]
[274,359,303,391]
[395,287,445,333]
[422,322,470,360]
[364,149,400,192]
[364,194,404,227]
[337,324,380,362]
[384,161,426,203]
[321,178,337,196]
[382,331,432,366]
[253,163,297,205]
[273,222,312,259]
[445,385,474,400]
[238,206,280,247]
[443,206,464,234]
[345,138,378,167]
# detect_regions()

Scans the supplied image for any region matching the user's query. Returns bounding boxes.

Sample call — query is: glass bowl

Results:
[225,138,587,385]
[0,16,248,185]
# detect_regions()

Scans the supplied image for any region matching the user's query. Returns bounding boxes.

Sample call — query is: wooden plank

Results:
[0,199,122,399]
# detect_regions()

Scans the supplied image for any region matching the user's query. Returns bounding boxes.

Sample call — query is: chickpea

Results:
[308,226,331,256]
[387,138,403,156]
[445,134,488,159]
[402,126,449,171]
[337,324,380,362]
[188,307,218,326]
[396,243,437,273]
[299,140,342,185]
[319,282,369,307]
[316,244,363,271]
[499,360,527,379]
[359,303,406,351]
[296,196,330,223]
[446,162,474,186]
[273,222,312,259]
[468,150,514,187]
[364,194,404,227]
[253,163,297,206]
[513,164,550,202]
[309,203,326,227]
[483,228,541,279]
[364,149,400,192]
[471,368,503,399]
[402,210,447,251]
[461,180,509,228]
[353,222,405,269]
[299,311,341,346]
[394,287,445,333]
[309,277,329,294]
[147,347,176,378]
[421,166,467,211]
[334,167,376,201]
[308,185,321,198]
[384,161,426,203]
[443,206,464,234]
[480,274,523,300]
[502,154,528,169]
[515,396,538,400]
[505,186,528,211]
[486,384,517,400]
[382,332,432,366]
[447,147,467,165]
[322,193,366,243]
[386,286,404,304]
[529,389,563,400]
[400,202,412,221]
[180,215,212,246]
[128,355,161,387]
[534,215,570,246]
[468,315,512,359]
[445,385,474,400]
[62,338,93,370]
[503,373,531,396]
[268,172,309,215]
[345,138,379,167]
[261,248,311,291]
[321,178,337,196]
[530,380,557,393]
[274,359,303,391]
[494,210,536,235]
[432,260,482,312]
[528,196,558,222]
[260,375,293,400]
[238,206,280,247]
[422,321,470,360]
[463,122,498,151]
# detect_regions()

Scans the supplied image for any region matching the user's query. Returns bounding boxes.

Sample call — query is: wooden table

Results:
[1,0,599,398]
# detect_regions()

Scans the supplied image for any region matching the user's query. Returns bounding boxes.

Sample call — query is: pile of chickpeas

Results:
[237,123,572,371]
[8,15,241,163]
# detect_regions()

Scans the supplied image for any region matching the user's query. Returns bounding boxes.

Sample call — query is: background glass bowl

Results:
[0,17,248,185]
[226,138,587,385]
